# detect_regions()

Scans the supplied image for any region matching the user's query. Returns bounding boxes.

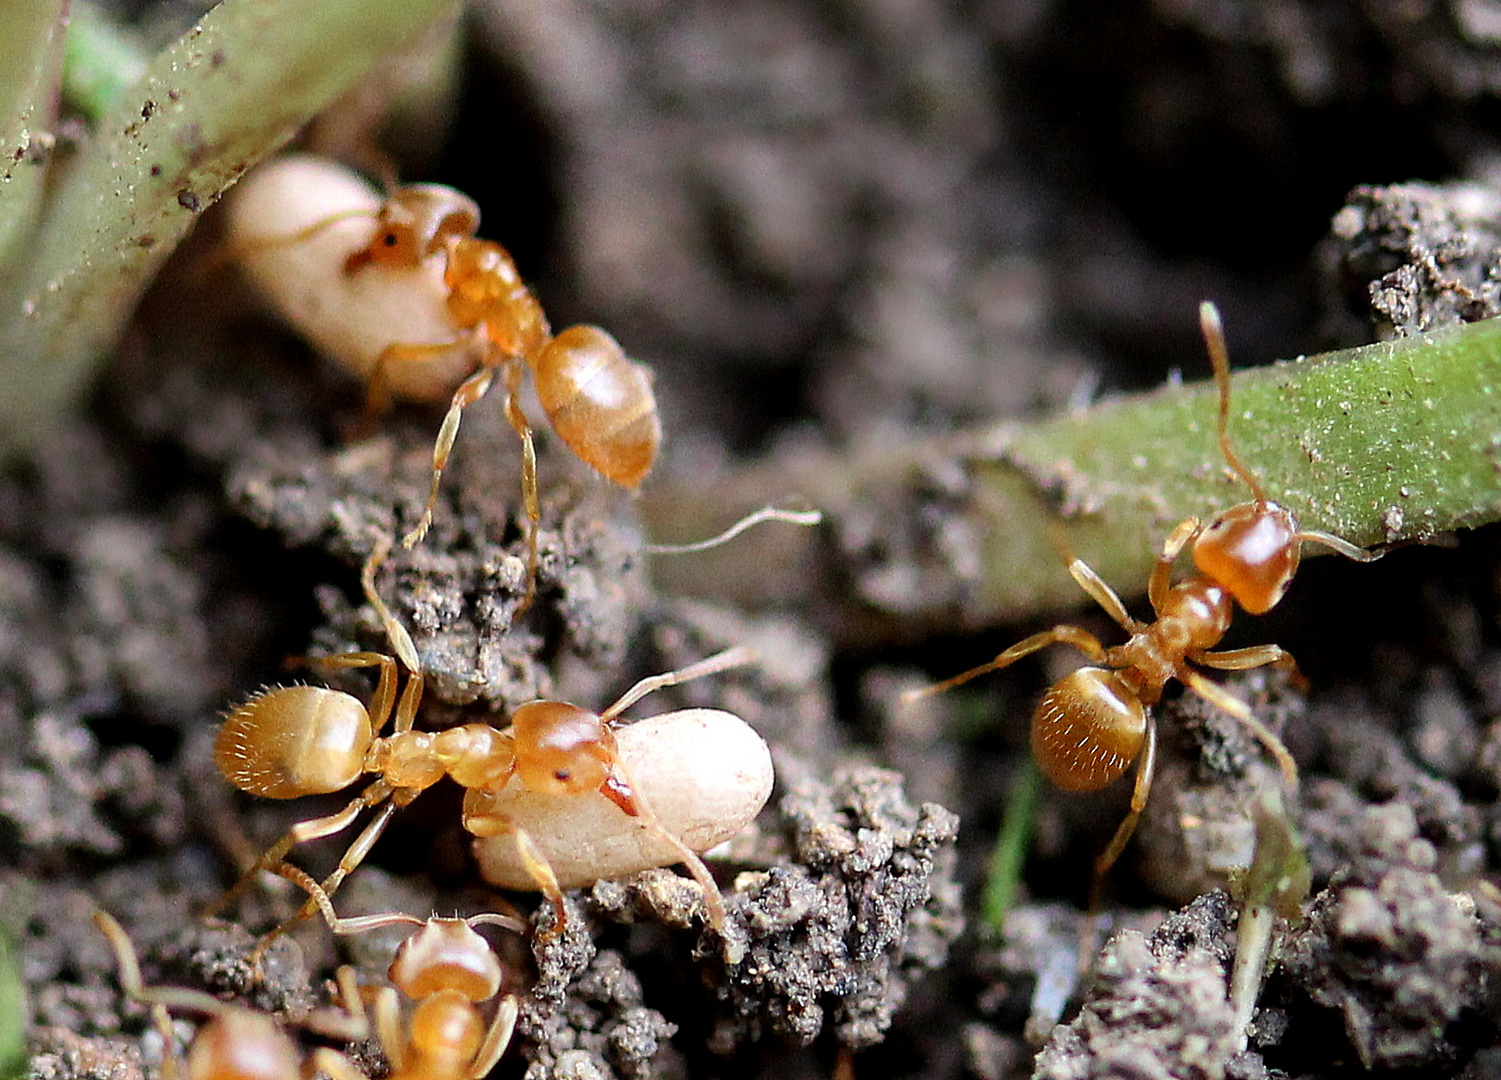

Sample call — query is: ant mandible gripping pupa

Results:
[206,536,772,953]
[229,155,660,611]
[905,302,1379,904]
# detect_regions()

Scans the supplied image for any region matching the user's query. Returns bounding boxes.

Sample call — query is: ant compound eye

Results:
[382,231,399,247]
[554,768,571,782]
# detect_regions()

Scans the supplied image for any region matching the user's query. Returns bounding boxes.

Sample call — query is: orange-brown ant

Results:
[94,909,369,1080]
[231,156,659,612]
[206,535,759,948]
[905,302,1379,903]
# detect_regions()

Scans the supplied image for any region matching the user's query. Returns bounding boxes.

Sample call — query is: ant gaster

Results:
[206,536,755,946]
[905,302,1379,903]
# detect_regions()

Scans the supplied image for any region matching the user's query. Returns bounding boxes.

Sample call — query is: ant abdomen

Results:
[532,325,661,489]
[216,686,373,799]
[1031,668,1146,792]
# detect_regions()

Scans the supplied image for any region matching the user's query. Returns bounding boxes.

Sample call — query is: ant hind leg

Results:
[1178,667,1298,789]
[902,625,1108,704]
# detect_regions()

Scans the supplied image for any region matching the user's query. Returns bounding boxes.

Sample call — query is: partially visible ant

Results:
[231,156,660,612]
[280,867,523,1080]
[93,909,367,1080]
[206,535,761,951]
[905,301,1380,905]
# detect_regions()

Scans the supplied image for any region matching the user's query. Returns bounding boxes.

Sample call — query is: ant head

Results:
[389,919,506,1002]
[1031,668,1146,792]
[1192,502,1300,615]
[216,686,374,799]
[186,1011,301,1080]
[510,701,617,795]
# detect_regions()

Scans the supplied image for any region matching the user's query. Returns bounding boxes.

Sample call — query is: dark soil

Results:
[15,2,1501,1079]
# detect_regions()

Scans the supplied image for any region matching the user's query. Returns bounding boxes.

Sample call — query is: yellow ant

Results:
[232,156,660,612]
[905,302,1379,904]
[205,535,761,950]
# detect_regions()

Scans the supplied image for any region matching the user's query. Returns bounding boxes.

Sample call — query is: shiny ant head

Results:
[389,918,507,1002]
[508,701,618,796]
[1192,501,1300,615]
[366,184,480,268]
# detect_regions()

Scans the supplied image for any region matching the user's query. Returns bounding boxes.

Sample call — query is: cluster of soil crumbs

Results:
[17,1,1501,1079]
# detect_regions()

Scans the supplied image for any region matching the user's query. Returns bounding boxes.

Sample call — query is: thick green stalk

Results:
[0,0,68,283]
[0,0,459,453]
[646,317,1501,631]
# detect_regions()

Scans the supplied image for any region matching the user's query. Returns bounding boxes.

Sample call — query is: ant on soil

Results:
[98,898,522,1080]
[206,535,768,955]
[280,866,523,1080]
[905,302,1380,906]
[231,156,661,611]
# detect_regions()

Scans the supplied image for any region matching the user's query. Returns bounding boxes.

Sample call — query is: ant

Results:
[93,908,368,1080]
[905,302,1379,905]
[231,156,660,612]
[279,867,523,1080]
[206,535,759,948]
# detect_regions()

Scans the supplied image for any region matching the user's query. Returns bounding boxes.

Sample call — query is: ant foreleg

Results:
[1179,667,1298,789]
[902,626,1108,704]
[401,362,496,550]
[463,802,568,933]
[474,996,522,1079]
[1148,517,1202,615]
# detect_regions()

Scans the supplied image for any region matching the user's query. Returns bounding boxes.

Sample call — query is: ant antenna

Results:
[644,506,821,555]
[1199,301,1267,506]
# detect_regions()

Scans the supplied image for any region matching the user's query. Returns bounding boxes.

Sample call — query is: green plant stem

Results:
[0,0,68,283]
[646,317,1501,633]
[982,759,1041,938]
[62,1,149,121]
[0,0,459,454]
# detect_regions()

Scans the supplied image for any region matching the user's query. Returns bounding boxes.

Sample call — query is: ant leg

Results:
[203,779,393,920]
[471,996,520,1078]
[401,363,498,550]
[309,1048,373,1080]
[1088,714,1157,912]
[1195,643,1307,690]
[310,652,400,734]
[1149,517,1201,615]
[599,645,758,722]
[360,533,422,677]
[901,626,1108,704]
[1178,667,1298,789]
[1069,558,1140,632]
[1295,529,1382,563]
[464,809,568,933]
[500,359,540,613]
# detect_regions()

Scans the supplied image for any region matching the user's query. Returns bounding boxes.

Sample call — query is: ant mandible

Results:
[232,156,659,612]
[905,302,1379,904]
[206,536,758,947]
[94,909,370,1080]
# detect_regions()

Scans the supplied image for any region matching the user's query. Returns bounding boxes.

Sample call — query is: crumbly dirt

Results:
[15,2,1501,1080]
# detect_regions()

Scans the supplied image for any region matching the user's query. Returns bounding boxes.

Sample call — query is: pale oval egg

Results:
[227,154,478,402]
[472,708,773,890]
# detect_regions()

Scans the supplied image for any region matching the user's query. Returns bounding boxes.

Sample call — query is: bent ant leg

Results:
[463,805,569,934]
[401,362,497,550]
[358,337,472,430]
[902,626,1109,704]
[203,778,394,922]
[1196,642,1306,690]
[1148,517,1202,614]
[1178,667,1298,789]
